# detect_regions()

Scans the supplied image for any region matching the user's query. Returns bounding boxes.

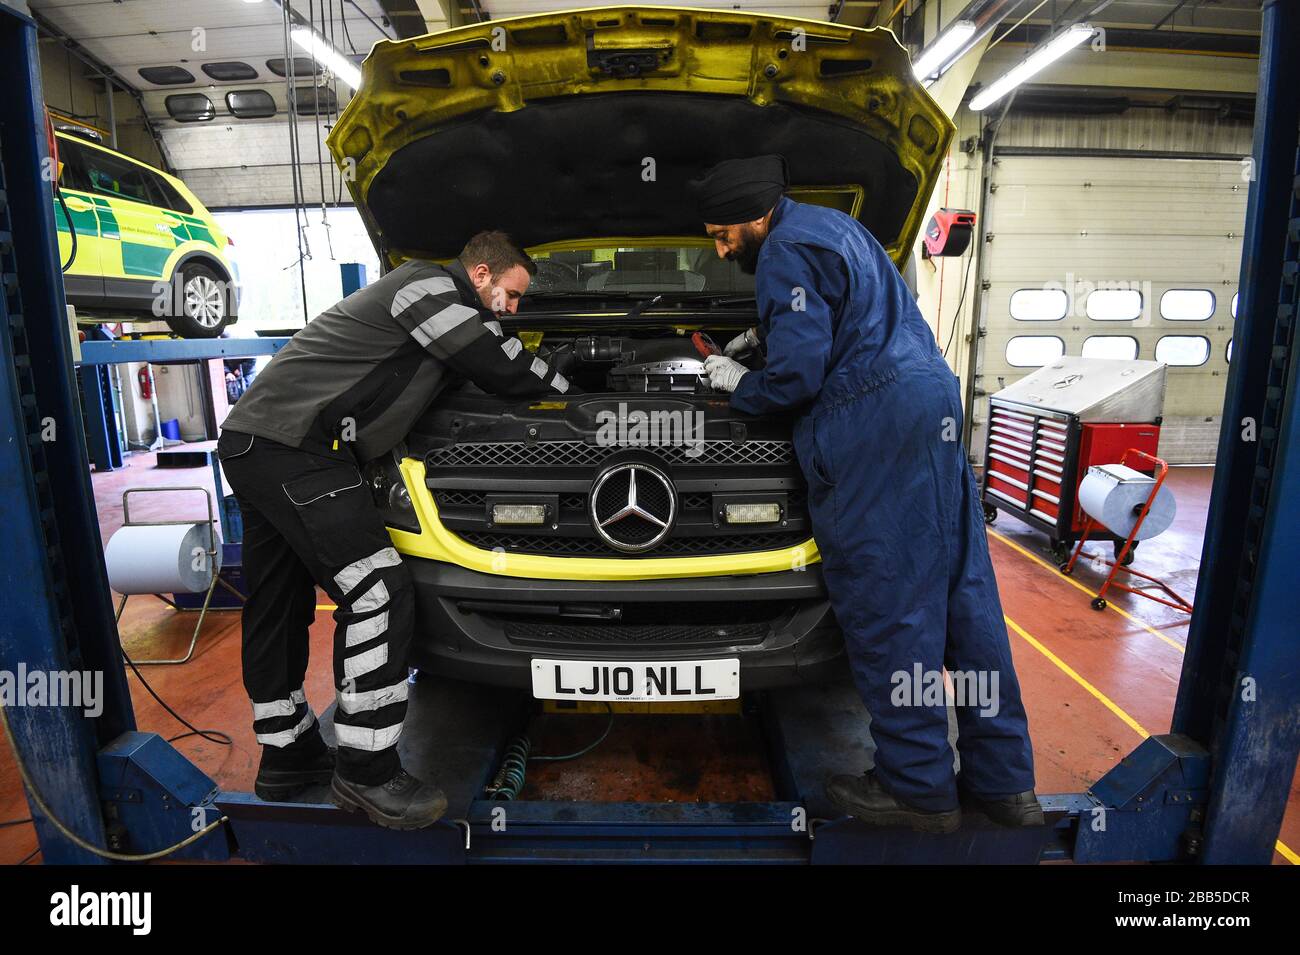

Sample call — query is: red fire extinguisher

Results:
[138,365,153,400]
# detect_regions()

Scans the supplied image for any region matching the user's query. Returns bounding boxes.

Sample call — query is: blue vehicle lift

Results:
[1,0,1297,865]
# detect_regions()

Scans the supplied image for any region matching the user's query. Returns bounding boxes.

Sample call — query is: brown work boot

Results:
[825,771,961,834]
[330,769,448,830]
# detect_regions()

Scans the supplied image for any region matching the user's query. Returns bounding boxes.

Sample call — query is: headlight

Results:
[365,457,420,533]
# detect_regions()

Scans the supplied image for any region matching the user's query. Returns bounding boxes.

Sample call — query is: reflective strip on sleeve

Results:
[411,302,478,347]
[552,373,570,394]
[255,708,316,748]
[390,275,456,317]
[334,721,403,752]
[251,686,307,721]
[337,678,409,715]
[334,547,402,597]
[483,320,503,337]
[501,337,523,360]
[529,356,548,379]
[351,580,389,614]
[343,643,389,680]
[344,610,389,648]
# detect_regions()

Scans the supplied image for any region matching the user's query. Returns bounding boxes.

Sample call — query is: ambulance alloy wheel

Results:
[168,262,231,338]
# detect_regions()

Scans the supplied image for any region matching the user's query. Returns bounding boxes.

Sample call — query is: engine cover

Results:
[607,339,709,393]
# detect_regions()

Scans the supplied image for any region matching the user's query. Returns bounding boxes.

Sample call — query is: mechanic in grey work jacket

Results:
[218,232,571,829]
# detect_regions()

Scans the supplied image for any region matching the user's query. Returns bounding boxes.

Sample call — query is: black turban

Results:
[689,154,789,225]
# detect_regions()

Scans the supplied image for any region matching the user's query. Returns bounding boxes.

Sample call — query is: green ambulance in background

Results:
[54,130,239,338]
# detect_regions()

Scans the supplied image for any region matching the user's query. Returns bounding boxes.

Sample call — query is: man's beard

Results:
[728,228,765,274]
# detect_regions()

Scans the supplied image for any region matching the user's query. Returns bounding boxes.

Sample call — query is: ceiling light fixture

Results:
[290,26,362,90]
[969,22,1096,111]
[912,19,977,85]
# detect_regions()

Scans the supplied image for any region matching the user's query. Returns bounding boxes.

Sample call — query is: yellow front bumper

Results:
[389,457,820,582]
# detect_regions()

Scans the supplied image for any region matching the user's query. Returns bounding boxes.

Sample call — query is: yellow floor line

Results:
[1005,615,1150,738]
[1005,612,1297,864]
[316,604,337,611]
[989,529,1189,654]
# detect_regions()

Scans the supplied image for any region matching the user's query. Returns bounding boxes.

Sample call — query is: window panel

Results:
[202,61,258,82]
[1086,288,1143,321]
[226,89,277,119]
[1081,335,1138,361]
[1005,336,1065,368]
[138,65,195,85]
[1009,288,1067,321]
[165,93,216,123]
[1155,335,1210,367]
[1159,288,1215,321]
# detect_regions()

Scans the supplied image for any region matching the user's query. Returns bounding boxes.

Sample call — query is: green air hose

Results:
[485,703,615,800]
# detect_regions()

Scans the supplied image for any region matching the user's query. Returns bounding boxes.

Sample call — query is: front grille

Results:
[427,437,807,559]
[427,439,795,468]
[505,620,769,647]
[456,530,810,557]
[435,489,800,513]
[436,489,487,508]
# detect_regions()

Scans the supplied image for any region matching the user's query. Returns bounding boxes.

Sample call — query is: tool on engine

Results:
[691,331,721,359]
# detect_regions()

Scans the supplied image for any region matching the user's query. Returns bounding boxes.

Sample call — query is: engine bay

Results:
[535,330,759,395]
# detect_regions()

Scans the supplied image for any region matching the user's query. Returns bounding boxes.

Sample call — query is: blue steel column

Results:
[1171,0,1300,863]
[0,7,134,742]
[0,5,115,863]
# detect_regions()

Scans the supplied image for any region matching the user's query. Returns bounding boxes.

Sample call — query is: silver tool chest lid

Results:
[990,356,1167,422]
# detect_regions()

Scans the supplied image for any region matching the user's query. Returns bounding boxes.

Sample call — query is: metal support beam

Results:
[1172,0,1300,864]
[0,4,119,864]
[77,337,289,366]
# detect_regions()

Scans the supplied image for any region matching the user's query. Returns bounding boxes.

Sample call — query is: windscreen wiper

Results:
[657,292,757,308]
[524,290,645,300]
[625,294,663,319]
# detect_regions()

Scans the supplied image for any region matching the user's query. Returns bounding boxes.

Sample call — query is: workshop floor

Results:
[1,456,1296,864]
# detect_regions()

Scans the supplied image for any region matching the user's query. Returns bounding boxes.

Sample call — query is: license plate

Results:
[530,658,740,702]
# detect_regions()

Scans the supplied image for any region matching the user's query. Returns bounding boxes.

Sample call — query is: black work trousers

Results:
[217,430,412,785]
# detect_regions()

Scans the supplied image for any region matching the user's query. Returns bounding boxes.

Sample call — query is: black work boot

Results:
[255,743,336,802]
[330,769,448,830]
[825,771,961,834]
[957,783,1046,827]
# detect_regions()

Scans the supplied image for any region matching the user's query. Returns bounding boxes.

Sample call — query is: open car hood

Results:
[328,6,953,269]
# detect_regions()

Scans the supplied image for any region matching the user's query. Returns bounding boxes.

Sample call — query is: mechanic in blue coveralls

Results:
[692,155,1043,832]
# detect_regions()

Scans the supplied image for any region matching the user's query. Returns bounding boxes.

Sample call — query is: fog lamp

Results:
[492,503,548,525]
[724,502,781,524]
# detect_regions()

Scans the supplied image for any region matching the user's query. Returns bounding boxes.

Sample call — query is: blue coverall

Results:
[730,196,1036,811]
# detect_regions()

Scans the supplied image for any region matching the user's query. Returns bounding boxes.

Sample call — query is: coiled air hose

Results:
[485,703,615,800]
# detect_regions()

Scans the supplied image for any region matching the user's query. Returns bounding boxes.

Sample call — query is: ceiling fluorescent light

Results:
[290,27,363,90]
[913,20,977,84]
[969,22,1095,111]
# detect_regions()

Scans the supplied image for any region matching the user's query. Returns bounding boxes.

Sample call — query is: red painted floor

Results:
[1,457,1295,864]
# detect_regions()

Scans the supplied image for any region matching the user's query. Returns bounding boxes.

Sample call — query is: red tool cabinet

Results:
[980,357,1167,563]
